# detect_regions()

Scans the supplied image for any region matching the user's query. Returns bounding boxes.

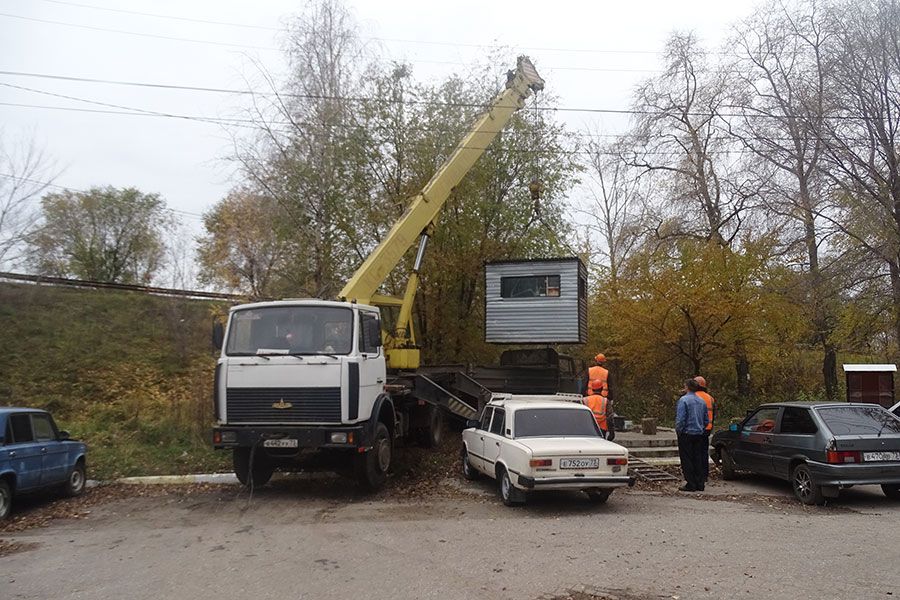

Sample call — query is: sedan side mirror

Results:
[466,419,480,429]
[58,430,71,440]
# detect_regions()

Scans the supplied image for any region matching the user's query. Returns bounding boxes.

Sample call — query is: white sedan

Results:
[461,394,634,506]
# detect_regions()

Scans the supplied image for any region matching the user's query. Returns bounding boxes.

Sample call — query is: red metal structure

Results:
[843,364,896,407]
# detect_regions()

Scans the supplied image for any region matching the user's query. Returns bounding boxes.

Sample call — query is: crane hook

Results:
[529,178,544,217]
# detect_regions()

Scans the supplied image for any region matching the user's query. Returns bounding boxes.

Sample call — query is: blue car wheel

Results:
[0,480,11,520]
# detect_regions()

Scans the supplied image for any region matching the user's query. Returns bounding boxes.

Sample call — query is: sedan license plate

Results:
[863,451,900,462]
[559,458,600,470]
[263,439,298,448]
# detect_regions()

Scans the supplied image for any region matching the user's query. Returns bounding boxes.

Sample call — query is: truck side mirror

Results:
[212,321,225,351]
[466,419,480,429]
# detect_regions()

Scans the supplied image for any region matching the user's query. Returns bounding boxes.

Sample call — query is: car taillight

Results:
[826,450,861,464]
[529,459,552,467]
[607,457,628,466]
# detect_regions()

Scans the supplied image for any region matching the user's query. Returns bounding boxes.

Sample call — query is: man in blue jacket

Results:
[675,378,710,492]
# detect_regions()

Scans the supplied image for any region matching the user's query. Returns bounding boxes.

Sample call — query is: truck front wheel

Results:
[356,422,391,491]
[233,447,274,487]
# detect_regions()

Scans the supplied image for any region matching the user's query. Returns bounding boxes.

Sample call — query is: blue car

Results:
[0,408,88,519]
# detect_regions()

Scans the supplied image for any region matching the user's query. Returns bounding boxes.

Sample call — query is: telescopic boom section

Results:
[338,57,544,308]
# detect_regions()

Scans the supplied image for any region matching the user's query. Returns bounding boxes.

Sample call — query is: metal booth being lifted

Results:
[484,257,588,345]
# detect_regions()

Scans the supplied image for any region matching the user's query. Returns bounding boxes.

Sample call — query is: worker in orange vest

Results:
[694,375,716,480]
[587,353,609,399]
[584,378,613,440]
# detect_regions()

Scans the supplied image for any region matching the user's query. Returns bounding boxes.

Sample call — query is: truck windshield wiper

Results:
[287,352,339,359]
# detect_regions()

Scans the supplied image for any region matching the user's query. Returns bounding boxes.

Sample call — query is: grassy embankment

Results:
[0,282,233,479]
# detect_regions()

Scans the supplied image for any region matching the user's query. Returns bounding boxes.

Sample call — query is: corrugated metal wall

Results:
[484,258,587,344]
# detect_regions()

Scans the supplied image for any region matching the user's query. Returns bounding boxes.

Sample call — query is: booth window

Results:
[500,275,561,298]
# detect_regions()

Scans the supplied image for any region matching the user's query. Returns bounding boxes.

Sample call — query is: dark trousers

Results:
[677,433,707,490]
[702,432,710,479]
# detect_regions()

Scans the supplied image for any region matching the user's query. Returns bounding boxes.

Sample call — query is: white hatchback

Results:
[461,394,634,506]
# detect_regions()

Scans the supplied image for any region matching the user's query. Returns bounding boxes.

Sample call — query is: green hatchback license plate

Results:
[863,451,900,462]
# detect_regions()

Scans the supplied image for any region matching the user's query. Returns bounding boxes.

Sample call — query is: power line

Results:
[37,0,665,56]
[0,173,206,220]
[40,0,280,32]
[0,69,876,123]
[0,100,801,159]
[0,11,277,51]
[0,11,659,73]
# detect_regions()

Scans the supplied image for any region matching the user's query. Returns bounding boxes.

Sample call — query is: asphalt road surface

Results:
[2,476,899,600]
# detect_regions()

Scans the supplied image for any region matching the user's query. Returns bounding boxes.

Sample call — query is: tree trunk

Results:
[735,354,751,400]
[823,344,838,401]
[890,262,900,355]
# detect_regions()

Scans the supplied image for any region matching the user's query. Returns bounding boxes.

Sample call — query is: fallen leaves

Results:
[0,539,39,557]
[0,483,228,534]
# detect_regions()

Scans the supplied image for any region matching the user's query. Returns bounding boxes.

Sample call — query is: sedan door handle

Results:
[8,451,15,458]
[41,447,48,453]
[376,378,384,384]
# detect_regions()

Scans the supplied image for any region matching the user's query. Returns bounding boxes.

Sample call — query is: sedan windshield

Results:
[226,306,353,356]
[816,406,900,435]
[514,408,600,438]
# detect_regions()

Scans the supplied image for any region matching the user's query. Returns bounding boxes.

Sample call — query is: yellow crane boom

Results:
[338,56,545,369]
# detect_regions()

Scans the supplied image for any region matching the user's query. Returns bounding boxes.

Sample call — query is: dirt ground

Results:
[2,436,899,600]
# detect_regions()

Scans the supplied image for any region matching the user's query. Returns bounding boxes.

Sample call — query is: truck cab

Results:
[212,300,395,489]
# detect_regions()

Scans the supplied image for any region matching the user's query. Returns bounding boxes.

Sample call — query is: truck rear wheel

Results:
[233,447,274,487]
[356,422,392,491]
[420,406,443,448]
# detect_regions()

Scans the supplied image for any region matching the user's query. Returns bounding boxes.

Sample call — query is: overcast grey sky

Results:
[0,0,762,236]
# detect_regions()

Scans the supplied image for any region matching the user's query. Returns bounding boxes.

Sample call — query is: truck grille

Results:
[225,387,342,423]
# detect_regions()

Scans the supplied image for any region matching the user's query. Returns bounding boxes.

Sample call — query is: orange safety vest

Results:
[584,395,609,431]
[587,365,609,398]
[696,390,715,432]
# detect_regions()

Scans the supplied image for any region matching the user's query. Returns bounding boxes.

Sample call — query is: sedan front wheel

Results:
[719,447,737,480]
[461,448,479,481]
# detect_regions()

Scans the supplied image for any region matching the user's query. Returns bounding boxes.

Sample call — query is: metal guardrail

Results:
[0,271,247,301]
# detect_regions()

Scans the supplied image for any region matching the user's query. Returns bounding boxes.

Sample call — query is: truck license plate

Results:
[863,451,900,462]
[263,439,298,448]
[559,458,599,470]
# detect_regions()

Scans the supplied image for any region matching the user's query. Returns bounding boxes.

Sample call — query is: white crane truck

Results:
[212,57,547,490]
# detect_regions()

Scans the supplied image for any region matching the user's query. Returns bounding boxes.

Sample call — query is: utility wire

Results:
[0,69,874,122]
[0,100,808,159]
[0,12,659,73]
[0,172,206,220]
[0,11,276,51]
[39,0,805,60]
[37,0,665,56]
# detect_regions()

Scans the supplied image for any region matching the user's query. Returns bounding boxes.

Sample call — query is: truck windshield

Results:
[514,408,601,438]
[225,306,353,356]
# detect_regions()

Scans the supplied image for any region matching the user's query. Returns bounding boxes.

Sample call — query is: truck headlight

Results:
[221,431,237,443]
[330,432,348,444]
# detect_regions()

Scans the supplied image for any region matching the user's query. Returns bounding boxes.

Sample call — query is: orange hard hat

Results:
[594,353,606,363]
[694,375,707,387]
